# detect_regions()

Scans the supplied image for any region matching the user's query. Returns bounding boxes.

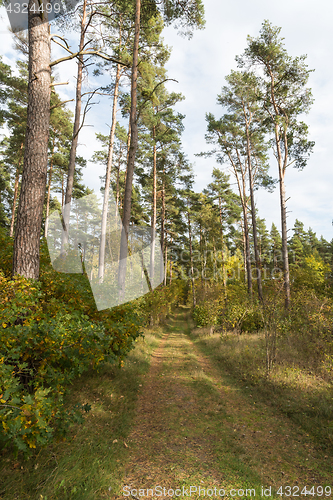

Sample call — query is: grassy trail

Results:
[1,308,332,499]
[115,308,332,499]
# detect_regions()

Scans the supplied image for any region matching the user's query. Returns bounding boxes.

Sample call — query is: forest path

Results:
[115,308,332,500]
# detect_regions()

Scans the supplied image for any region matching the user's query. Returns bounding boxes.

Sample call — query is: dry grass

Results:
[191,325,333,453]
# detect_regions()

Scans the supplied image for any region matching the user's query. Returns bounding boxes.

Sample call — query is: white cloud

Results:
[1,1,333,240]
[162,0,333,240]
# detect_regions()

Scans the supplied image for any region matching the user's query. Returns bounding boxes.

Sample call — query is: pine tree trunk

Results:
[199,222,204,282]
[270,73,291,309]
[160,173,165,283]
[115,146,122,221]
[150,125,157,282]
[164,236,167,286]
[240,217,247,283]
[169,235,173,284]
[244,107,263,302]
[274,124,291,308]
[187,206,196,308]
[218,195,227,295]
[278,160,291,308]
[98,62,121,282]
[12,5,51,279]
[124,115,131,185]
[10,142,24,238]
[118,0,140,301]
[213,238,217,279]
[243,204,252,296]
[62,0,87,251]
[44,139,55,237]
[230,153,252,295]
[61,173,64,208]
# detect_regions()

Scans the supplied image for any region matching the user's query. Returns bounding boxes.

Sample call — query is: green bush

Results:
[193,305,210,327]
[0,230,144,454]
[240,309,264,333]
[145,279,186,326]
[0,272,116,453]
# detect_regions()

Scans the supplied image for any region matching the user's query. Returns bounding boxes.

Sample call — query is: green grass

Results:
[189,321,333,456]
[2,309,333,500]
[0,328,163,500]
[144,310,268,497]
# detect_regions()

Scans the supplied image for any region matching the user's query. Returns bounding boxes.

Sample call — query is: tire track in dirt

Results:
[116,321,227,498]
[186,314,333,489]
[112,311,333,499]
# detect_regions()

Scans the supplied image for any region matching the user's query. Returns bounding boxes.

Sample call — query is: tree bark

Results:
[160,170,165,283]
[234,165,252,296]
[115,144,123,221]
[12,3,51,279]
[61,173,64,208]
[44,137,55,237]
[118,0,141,301]
[10,142,24,238]
[218,195,227,296]
[124,115,131,184]
[187,204,196,308]
[243,203,252,296]
[150,124,157,282]
[163,233,168,286]
[270,71,291,309]
[169,235,173,284]
[277,142,291,308]
[244,114,263,303]
[62,0,87,251]
[98,61,121,282]
[240,217,247,283]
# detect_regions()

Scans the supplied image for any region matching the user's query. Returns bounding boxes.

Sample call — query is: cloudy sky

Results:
[1,0,332,240]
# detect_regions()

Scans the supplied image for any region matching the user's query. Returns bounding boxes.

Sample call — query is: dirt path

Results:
[114,310,332,499]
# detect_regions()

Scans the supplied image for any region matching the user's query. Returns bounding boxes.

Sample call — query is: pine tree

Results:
[238,20,314,308]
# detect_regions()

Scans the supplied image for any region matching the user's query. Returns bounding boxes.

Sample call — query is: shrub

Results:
[0,230,144,454]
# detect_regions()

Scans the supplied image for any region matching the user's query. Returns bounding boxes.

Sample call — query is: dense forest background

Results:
[0,0,333,459]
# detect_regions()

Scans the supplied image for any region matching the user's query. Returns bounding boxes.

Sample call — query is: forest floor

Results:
[1,307,332,500]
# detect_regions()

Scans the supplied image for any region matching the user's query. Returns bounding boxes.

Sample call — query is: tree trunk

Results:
[124,115,131,185]
[199,222,202,278]
[61,173,64,208]
[240,217,247,283]
[228,150,252,296]
[10,142,24,238]
[218,195,227,296]
[245,122,263,303]
[187,205,196,308]
[213,238,217,279]
[12,4,51,279]
[160,171,165,283]
[98,61,121,282]
[273,122,291,309]
[150,125,157,282]
[169,235,173,284]
[235,166,252,296]
[243,204,252,296]
[278,155,291,308]
[164,235,167,286]
[44,138,55,237]
[62,0,87,251]
[270,74,291,309]
[115,145,122,221]
[118,0,140,301]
